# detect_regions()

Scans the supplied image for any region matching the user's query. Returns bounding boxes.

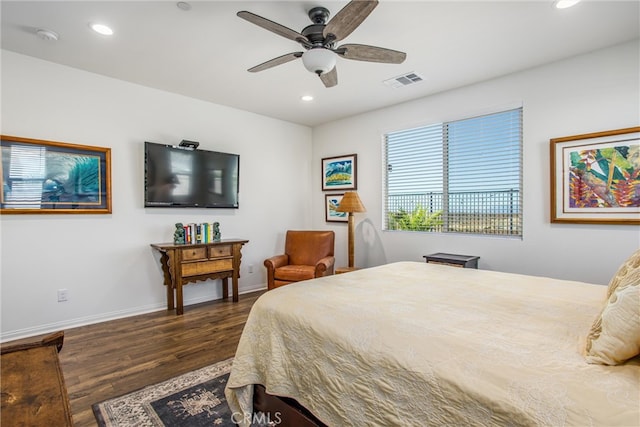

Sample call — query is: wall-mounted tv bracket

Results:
[178,140,199,150]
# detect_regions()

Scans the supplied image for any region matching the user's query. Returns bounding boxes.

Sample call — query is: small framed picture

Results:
[322,154,357,191]
[325,193,348,222]
[550,126,640,224]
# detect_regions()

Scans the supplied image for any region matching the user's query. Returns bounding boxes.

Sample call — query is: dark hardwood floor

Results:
[2,290,265,426]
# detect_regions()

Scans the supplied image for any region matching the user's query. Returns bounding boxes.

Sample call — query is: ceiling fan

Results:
[237,0,406,88]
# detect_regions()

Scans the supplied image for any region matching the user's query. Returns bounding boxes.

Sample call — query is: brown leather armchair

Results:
[264,230,335,290]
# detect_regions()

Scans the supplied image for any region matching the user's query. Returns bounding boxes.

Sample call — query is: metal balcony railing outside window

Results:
[386,190,521,235]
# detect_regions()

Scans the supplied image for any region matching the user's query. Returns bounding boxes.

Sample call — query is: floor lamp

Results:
[336,191,366,268]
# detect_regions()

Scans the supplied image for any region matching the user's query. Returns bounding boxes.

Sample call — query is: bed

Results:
[225,260,640,426]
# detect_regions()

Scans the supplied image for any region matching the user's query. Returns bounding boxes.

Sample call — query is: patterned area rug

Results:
[93,358,236,427]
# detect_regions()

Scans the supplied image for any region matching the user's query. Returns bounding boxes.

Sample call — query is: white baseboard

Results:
[0,285,267,344]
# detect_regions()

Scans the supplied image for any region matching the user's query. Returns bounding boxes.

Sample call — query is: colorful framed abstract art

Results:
[322,154,357,191]
[0,135,112,214]
[550,127,639,224]
[325,193,348,223]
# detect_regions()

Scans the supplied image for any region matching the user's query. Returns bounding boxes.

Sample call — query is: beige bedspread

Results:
[225,261,640,426]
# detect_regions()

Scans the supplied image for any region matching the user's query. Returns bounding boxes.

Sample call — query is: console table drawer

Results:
[210,245,231,258]
[182,258,233,276]
[181,247,207,261]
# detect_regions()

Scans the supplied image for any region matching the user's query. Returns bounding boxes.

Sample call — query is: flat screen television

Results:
[144,141,239,208]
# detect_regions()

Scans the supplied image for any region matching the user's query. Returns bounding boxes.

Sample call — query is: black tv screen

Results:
[144,141,239,208]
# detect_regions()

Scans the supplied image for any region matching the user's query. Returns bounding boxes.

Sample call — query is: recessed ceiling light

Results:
[177,2,191,11]
[90,23,114,36]
[301,95,314,102]
[554,0,581,9]
[36,28,59,41]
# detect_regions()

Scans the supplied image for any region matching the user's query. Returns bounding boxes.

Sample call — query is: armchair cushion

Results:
[274,265,317,282]
[265,230,335,290]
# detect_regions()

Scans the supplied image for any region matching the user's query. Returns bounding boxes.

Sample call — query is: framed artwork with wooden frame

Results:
[322,154,357,191]
[0,135,112,214]
[325,193,348,223]
[550,126,639,224]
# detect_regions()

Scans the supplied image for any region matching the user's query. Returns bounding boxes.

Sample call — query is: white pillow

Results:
[606,248,640,299]
[585,265,640,365]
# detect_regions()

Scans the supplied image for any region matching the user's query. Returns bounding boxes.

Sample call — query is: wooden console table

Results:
[151,239,248,315]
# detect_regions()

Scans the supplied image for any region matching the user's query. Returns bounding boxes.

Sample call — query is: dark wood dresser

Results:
[1,331,73,426]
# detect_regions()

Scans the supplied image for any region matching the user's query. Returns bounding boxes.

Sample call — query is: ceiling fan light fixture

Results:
[302,48,336,75]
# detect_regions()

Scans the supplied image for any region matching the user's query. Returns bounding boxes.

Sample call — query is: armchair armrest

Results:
[265,254,290,290]
[314,256,335,277]
[264,254,289,271]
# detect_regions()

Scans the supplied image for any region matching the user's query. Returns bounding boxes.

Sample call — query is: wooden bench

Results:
[1,331,73,426]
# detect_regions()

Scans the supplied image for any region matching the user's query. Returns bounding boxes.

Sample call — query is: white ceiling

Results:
[2,1,639,127]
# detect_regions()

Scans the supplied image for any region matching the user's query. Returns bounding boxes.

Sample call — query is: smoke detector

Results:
[177,2,191,11]
[36,28,59,41]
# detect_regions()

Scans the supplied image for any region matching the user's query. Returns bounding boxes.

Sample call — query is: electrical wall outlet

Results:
[57,289,68,302]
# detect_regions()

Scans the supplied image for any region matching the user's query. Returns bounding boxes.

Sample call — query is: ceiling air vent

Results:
[384,72,424,89]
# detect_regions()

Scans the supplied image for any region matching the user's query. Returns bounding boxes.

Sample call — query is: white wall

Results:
[313,40,640,285]
[2,40,639,341]
[1,51,313,341]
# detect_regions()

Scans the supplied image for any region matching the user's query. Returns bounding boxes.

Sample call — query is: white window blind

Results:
[384,108,522,236]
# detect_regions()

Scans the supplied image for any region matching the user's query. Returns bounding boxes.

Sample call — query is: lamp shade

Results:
[336,191,366,213]
[302,48,336,75]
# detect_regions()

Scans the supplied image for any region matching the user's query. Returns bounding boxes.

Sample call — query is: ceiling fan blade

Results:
[337,44,406,64]
[320,66,338,88]
[237,11,306,44]
[323,0,378,43]
[248,52,303,73]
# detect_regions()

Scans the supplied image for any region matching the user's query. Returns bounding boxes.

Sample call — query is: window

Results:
[383,108,522,236]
